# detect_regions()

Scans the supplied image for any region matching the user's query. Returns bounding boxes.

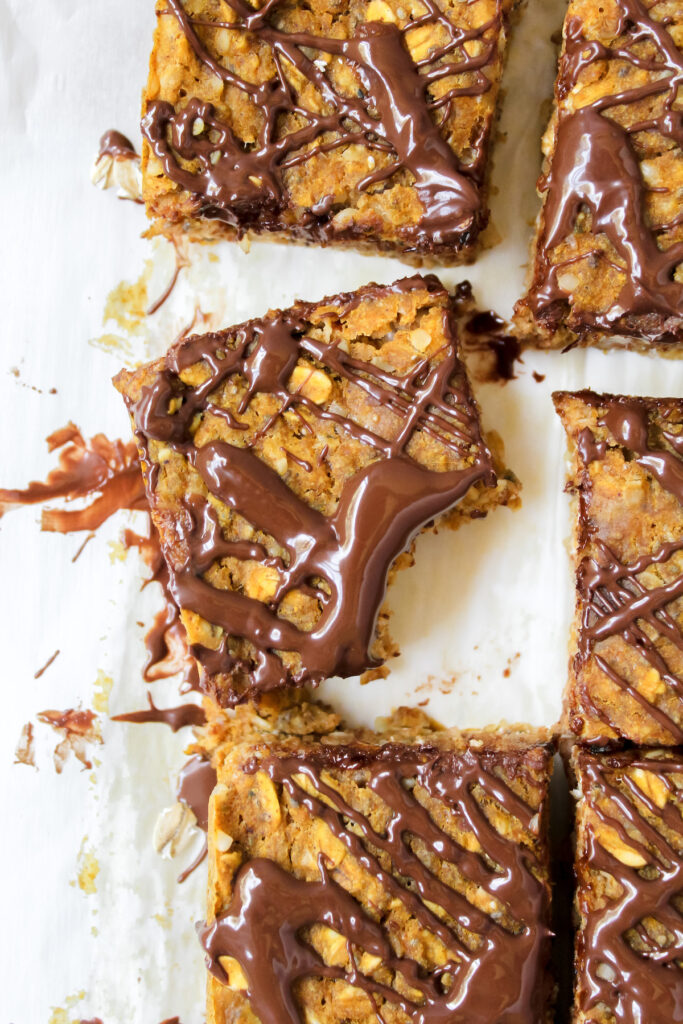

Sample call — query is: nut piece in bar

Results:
[115,275,519,706]
[140,0,519,264]
[572,746,683,1024]
[197,696,554,1024]
[515,0,683,350]
[555,390,683,745]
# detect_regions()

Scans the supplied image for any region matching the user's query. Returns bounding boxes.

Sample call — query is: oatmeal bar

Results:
[140,0,518,264]
[198,696,554,1023]
[572,746,683,1024]
[555,390,683,745]
[115,275,519,706]
[515,0,683,350]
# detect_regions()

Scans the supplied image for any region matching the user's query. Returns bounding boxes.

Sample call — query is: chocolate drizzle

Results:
[199,743,551,1022]
[572,394,683,740]
[526,0,683,341]
[123,277,497,702]
[576,749,683,1023]
[142,0,503,253]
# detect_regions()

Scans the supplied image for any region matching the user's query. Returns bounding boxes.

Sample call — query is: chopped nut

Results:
[192,117,205,135]
[556,271,579,293]
[595,824,647,868]
[637,668,666,702]
[316,924,348,964]
[219,955,249,990]
[244,564,280,602]
[254,770,282,825]
[90,152,142,203]
[156,445,173,463]
[405,24,438,61]
[596,962,616,982]
[409,327,432,352]
[153,801,197,858]
[215,829,234,853]
[288,364,333,404]
[366,0,397,22]
[630,768,669,810]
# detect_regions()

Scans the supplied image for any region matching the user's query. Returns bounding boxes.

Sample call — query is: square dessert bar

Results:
[198,697,554,1024]
[555,390,683,745]
[141,0,518,263]
[572,747,683,1024]
[515,0,683,349]
[115,275,519,706]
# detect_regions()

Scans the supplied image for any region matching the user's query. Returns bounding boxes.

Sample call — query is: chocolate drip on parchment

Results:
[142,0,500,251]
[527,0,683,340]
[125,277,496,701]
[0,423,199,699]
[97,130,139,162]
[576,750,683,1024]
[463,309,521,382]
[112,692,205,731]
[199,744,551,1023]
[0,423,146,530]
[573,395,683,740]
[175,754,217,883]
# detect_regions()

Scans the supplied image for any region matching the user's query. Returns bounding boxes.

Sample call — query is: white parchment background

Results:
[1,0,680,1021]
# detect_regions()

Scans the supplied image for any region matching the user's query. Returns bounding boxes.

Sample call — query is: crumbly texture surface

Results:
[141,0,517,264]
[115,275,519,706]
[572,747,683,1024]
[555,390,683,745]
[515,0,683,350]
[199,696,554,1024]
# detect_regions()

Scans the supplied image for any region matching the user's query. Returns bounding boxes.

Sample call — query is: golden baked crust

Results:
[199,695,554,1023]
[515,0,683,351]
[571,747,683,1024]
[115,275,519,706]
[141,0,518,263]
[555,390,683,745]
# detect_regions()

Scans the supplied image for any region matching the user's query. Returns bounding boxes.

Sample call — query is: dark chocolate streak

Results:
[142,0,501,252]
[112,692,205,731]
[126,277,496,701]
[199,745,551,1023]
[576,750,683,1024]
[527,0,683,340]
[574,395,683,740]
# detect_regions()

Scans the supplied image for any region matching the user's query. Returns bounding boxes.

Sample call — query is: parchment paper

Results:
[1,0,679,1020]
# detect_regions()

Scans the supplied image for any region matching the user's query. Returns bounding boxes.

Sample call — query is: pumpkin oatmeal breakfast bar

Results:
[571,746,683,1024]
[114,274,519,706]
[197,695,554,1023]
[515,0,683,351]
[141,0,519,264]
[555,390,683,746]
